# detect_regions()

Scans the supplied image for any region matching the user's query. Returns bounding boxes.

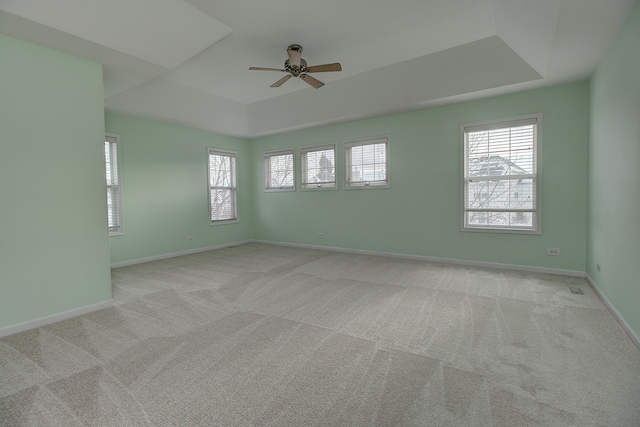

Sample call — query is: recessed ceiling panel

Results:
[105,77,248,136]
[247,36,542,136]
[0,0,232,69]
[2,0,637,137]
[545,0,637,79]
[174,0,498,104]
[492,0,562,77]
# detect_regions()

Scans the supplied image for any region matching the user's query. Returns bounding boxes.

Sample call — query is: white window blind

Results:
[208,149,238,223]
[264,149,295,191]
[105,134,123,235]
[462,114,541,233]
[345,136,389,188]
[300,144,336,190]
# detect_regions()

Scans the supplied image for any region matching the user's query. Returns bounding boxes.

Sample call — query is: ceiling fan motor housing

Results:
[249,43,340,89]
[285,58,307,76]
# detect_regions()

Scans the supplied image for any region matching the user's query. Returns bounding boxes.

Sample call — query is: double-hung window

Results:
[105,133,123,235]
[345,136,389,188]
[264,149,295,191]
[208,148,238,223]
[300,143,337,190]
[461,114,541,233]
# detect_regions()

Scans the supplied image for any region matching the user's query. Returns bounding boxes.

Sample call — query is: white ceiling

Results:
[1,0,636,137]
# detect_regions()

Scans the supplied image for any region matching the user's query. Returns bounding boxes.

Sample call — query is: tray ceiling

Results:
[1,0,636,137]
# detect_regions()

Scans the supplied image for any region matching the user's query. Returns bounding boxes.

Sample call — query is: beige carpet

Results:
[1,243,639,426]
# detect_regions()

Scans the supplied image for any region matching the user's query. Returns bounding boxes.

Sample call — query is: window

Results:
[208,148,238,223]
[264,149,295,191]
[105,133,123,235]
[345,136,389,188]
[461,114,541,233]
[300,143,337,190]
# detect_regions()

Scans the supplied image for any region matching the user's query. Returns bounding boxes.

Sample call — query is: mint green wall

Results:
[105,113,253,264]
[588,2,640,338]
[3,13,636,340]
[250,82,589,271]
[0,35,112,328]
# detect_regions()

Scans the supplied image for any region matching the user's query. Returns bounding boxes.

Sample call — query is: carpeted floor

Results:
[1,243,639,426]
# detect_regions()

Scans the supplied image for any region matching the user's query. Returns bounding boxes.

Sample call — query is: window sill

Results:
[300,185,338,191]
[264,187,295,193]
[461,226,541,235]
[210,219,240,226]
[344,183,390,190]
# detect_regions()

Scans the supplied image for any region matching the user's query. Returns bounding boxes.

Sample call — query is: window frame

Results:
[460,113,542,234]
[264,148,296,192]
[208,148,239,225]
[344,135,390,189]
[105,133,124,236]
[299,143,338,191]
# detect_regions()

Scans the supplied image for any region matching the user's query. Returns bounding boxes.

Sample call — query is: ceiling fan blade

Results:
[300,74,324,89]
[305,63,342,73]
[270,74,293,87]
[249,67,286,72]
[287,48,301,68]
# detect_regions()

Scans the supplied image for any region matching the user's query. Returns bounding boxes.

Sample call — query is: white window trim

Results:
[460,113,542,234]
[264,148,296,192]
[344,135,390,189]
[105,133,124,236]
[208,148,239,225]
[300,143,338,191]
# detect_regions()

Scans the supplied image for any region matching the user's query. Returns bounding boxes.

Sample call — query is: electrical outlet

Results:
[317,232,325,239]
[547,248,560,256]
[597,264,601,272]
[187,236,195,241]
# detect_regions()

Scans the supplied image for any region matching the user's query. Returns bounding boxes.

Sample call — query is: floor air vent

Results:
[569,287,584,295]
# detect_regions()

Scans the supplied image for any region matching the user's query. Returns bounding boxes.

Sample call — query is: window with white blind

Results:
[105,133,123,235]
[345,136,389,189]
[461,114,542,233]
[208,148,238,223]
[300,143,337,190]
[264,149,295,191]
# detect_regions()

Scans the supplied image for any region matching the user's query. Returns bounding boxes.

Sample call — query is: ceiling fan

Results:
[249,44,342,89]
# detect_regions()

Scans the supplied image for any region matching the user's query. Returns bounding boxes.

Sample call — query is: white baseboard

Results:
[110,240,253,268]
[113,239,584,277]
[0,299,113,339]
[585,274,640,351]
[253,239,585,277]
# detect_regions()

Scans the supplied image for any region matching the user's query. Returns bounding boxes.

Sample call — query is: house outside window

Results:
[345,136,389,189]
[300,143,337,190]
[461,114,542,234]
